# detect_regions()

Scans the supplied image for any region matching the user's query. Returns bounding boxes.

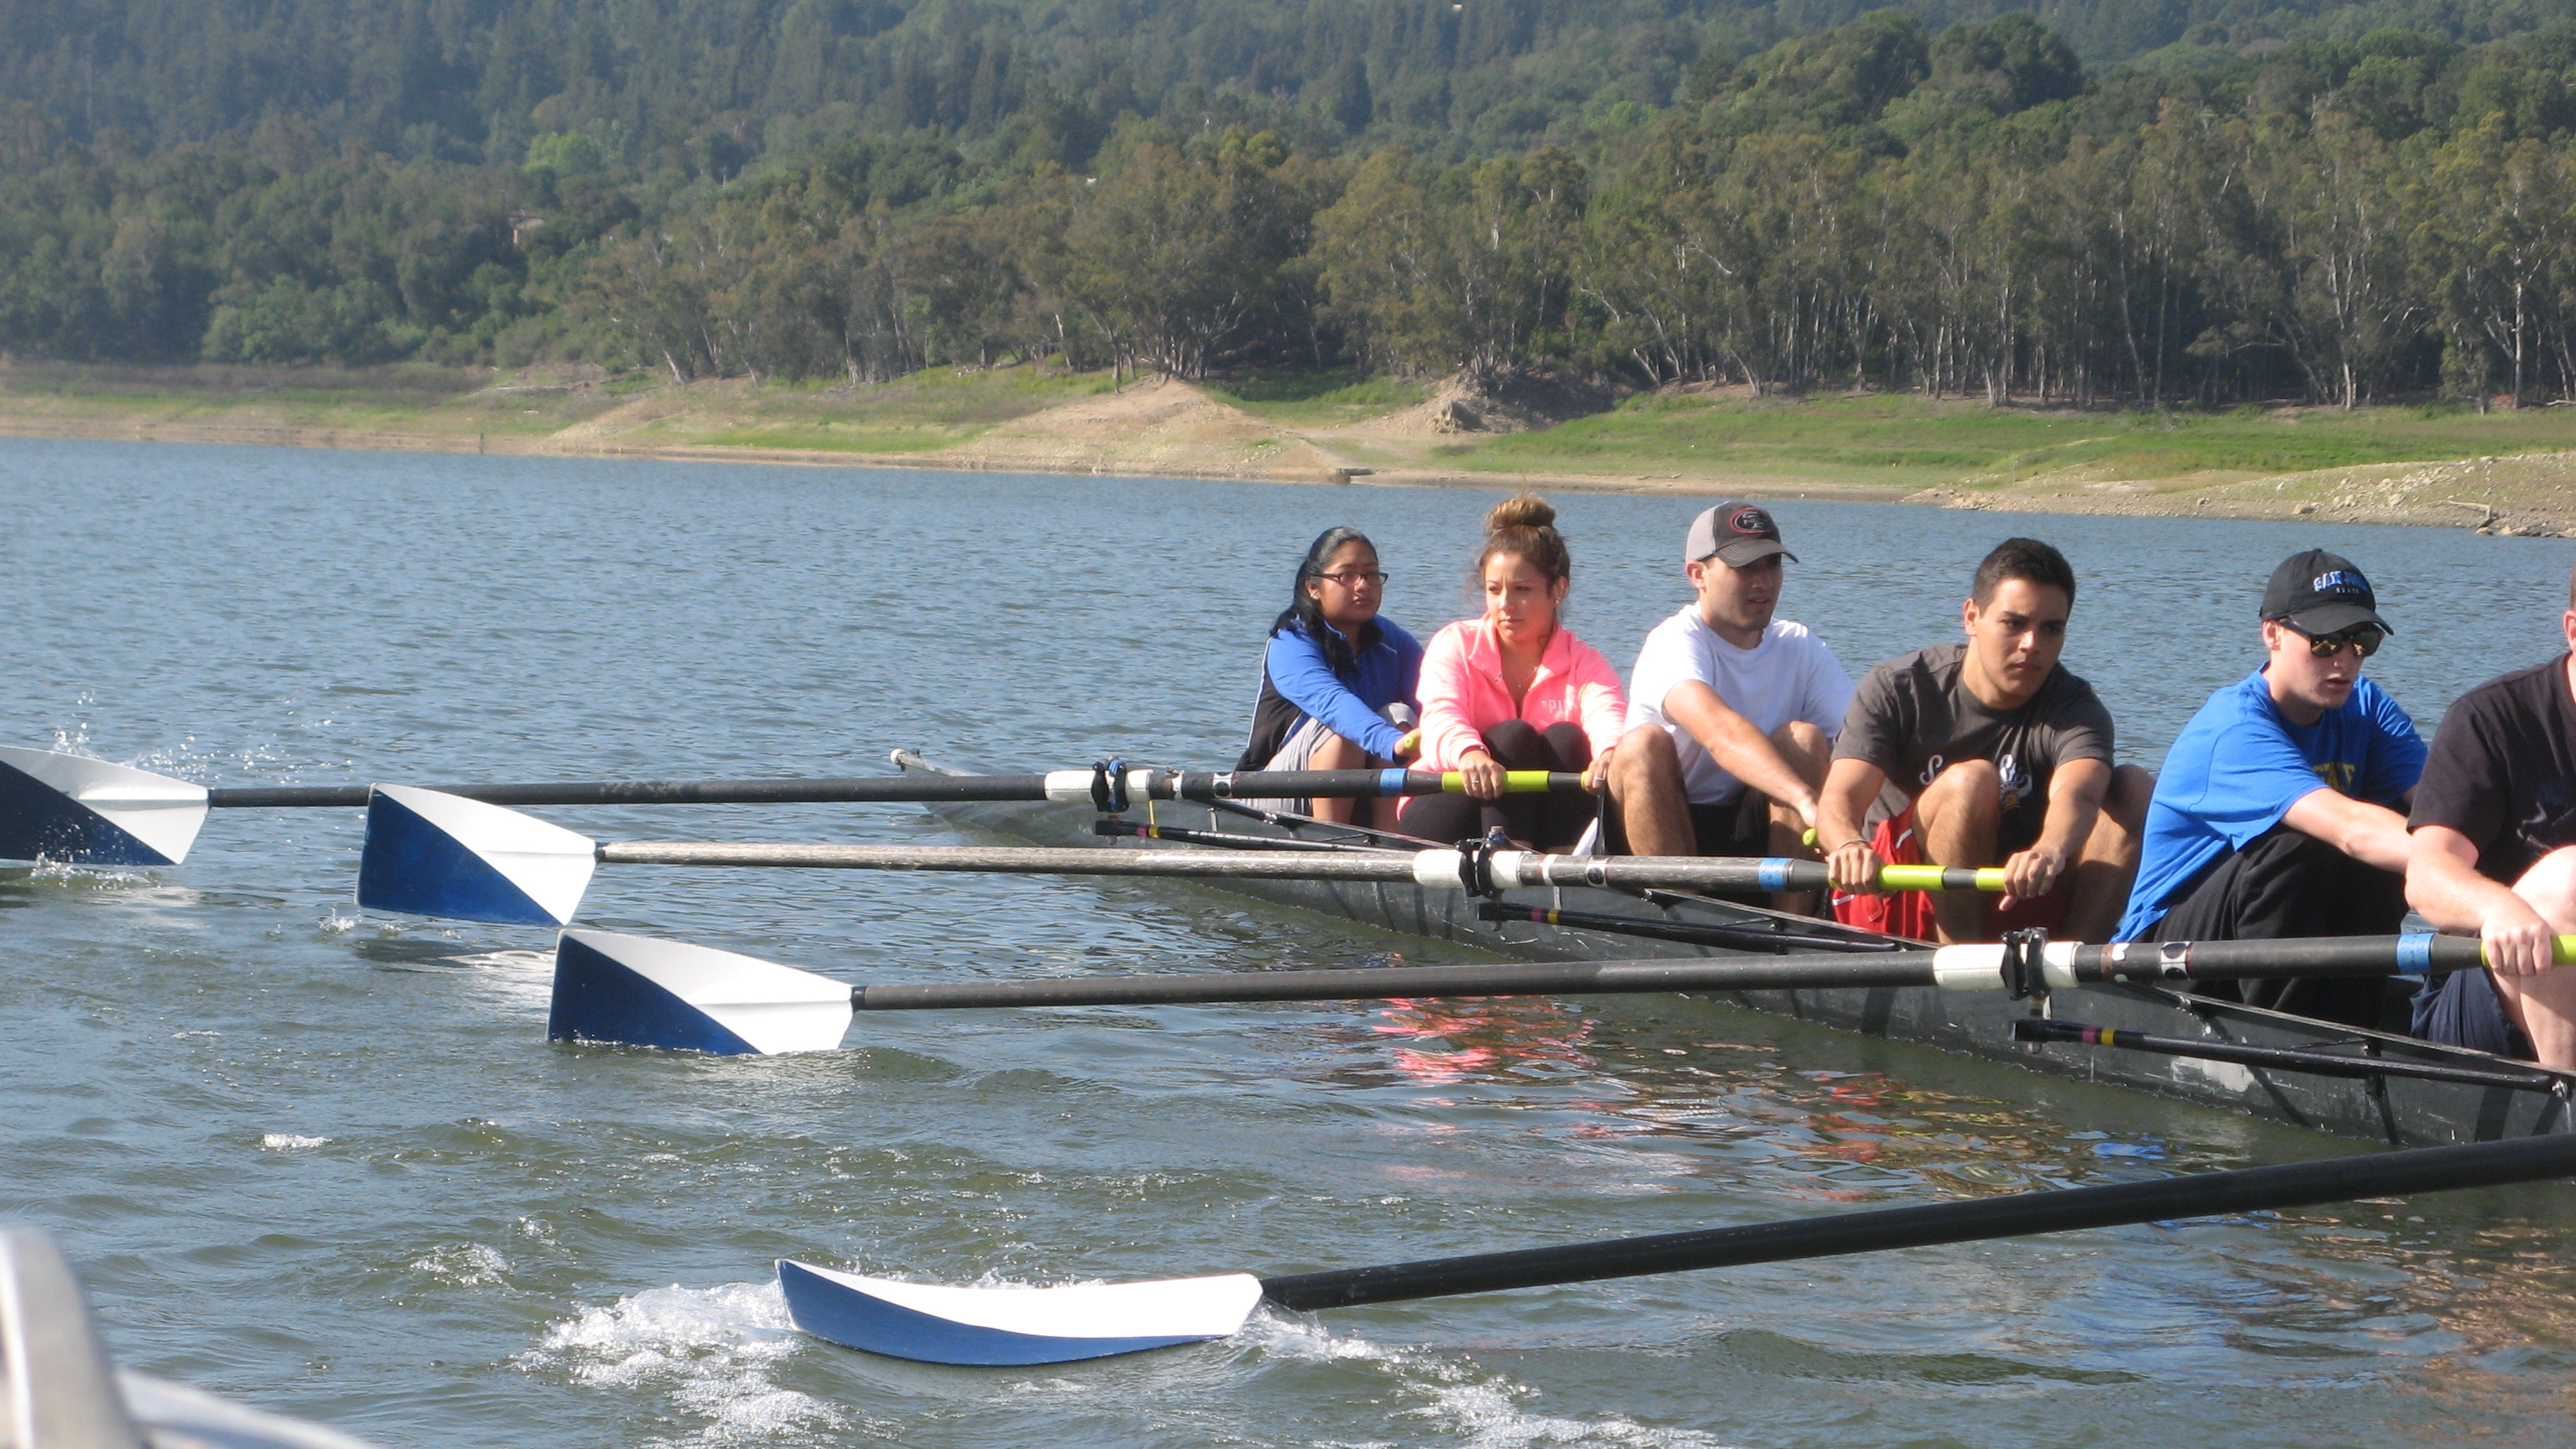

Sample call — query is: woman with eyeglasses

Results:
[1237,526,1424,826]
[1396,494,1626,850]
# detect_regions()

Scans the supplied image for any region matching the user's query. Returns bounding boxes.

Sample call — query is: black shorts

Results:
[1688,792,1775,858]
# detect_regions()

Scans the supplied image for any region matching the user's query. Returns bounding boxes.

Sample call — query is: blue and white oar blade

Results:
[356,785,595,925]
[776,1259,1263,1366]
[0,746,208,866]
[551,929,854,1055]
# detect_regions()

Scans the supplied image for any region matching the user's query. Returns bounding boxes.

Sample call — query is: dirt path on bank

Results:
[4,367,2573,536]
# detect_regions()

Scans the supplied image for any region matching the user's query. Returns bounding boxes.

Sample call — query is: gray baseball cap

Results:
[1685,502,1798,567]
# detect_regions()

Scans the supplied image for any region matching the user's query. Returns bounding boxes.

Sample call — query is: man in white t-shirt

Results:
[1607,502,1853,905]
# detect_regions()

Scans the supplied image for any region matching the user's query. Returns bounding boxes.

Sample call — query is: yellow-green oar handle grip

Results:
[2477,936,2576,966]
[1438,771,1587,794]
[1877,864,2008,893]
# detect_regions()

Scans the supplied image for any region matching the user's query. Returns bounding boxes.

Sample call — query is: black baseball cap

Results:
[1686,502,1798,567]
[2262,548,2392,635]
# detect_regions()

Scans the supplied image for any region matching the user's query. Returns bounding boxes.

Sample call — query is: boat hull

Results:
[896,754,2572,1148]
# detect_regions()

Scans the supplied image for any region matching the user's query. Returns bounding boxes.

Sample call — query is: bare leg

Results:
[1913,760,2002,944]
[2062,763,2153,943]
[1763,720,1831,916]
[1301,730,1369,826]
[1609,725,1692,856]
[2499,848,2576,1067]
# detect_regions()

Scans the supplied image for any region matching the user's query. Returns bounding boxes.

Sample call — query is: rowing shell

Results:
[891,750,2573,1149]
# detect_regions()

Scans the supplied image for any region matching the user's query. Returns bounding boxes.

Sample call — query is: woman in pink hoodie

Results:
[1398,494,1628,849]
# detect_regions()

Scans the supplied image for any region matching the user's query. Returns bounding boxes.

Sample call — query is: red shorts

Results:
[1829,805,2069,942]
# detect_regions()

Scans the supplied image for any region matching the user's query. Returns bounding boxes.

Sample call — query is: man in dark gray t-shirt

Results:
[1816,538,2153,945]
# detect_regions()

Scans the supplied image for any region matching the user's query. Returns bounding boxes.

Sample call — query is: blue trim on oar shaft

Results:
[1258,1132,2576,1311]
[2091,934,2473,982]
[2011,1018,2564,1093]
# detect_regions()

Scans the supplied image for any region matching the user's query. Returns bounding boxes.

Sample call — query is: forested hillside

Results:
[8,2,2576,407]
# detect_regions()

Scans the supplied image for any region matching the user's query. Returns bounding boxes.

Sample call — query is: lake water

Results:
[3,437,2573,1448]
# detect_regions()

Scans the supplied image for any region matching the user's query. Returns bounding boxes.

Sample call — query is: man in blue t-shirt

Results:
[2116,549,2425,1026]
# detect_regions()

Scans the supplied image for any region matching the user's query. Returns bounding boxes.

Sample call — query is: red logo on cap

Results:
[1730,507,1772,535]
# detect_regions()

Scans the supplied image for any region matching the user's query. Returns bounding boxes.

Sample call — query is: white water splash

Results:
[520,1280,838,1446]
[1417,1379,1736,1448]
[411,1243,510,1286]
[1245,1312,1737,1448]
[260,1133,329,1150]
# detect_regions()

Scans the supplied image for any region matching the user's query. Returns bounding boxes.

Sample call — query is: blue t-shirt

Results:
[2115,670,2425,940]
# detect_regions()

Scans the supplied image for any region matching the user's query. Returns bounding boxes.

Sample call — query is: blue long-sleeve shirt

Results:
[1241,618,1424,766]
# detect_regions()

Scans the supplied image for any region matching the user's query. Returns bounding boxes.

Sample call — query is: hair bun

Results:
[1485,493,1556,534]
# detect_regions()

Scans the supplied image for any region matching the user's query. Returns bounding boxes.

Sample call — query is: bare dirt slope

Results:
[925,375,1349,480]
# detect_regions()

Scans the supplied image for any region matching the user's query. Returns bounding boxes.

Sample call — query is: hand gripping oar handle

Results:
[1255,1132,2576,1311]
[209,767,1588,810]
[590,842,2006,895]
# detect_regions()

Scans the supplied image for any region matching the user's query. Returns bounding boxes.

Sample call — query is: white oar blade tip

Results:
[356,786,595,926]
[0,746,208,866]
[551,930,851,1055]
[776,1260,1262,1366]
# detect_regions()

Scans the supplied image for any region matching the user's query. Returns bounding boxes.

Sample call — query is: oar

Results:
[358,787,2007,925]
[544,927,2571,1055]
[0,745,1583,868]
[773,1130,2576,1365]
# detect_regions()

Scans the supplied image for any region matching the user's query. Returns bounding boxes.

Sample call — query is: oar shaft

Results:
[850,957,1936,1012]
[596,842,1428,878]
[1259,1132,2576,1311]
[587,841,2002,895]
[214,767,1592,811]
[211,775,1065,808]
[837,933,2562,1015]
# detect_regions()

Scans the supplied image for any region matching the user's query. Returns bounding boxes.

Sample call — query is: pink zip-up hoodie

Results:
[1416,616,1629,771]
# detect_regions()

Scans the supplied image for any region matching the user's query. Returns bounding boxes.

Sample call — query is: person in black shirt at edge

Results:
[2407,564,2576,1070]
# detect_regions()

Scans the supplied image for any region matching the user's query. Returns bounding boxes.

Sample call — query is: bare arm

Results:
[1818,756,1888,893]
[2008,757,2110,901]
[2409,825,2558,977]
[2281,787,2411,873]
[1661,680,1820,828]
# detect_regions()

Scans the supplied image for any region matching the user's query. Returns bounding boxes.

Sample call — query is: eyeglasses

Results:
[1318,569,1389,588]
[2288,624,2385,658]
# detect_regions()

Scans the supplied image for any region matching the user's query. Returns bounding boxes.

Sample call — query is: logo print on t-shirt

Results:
[2516,776,2576,860]
[1996,752,2034,813]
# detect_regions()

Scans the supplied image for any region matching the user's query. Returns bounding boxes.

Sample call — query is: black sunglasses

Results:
[2287,623,2385,658]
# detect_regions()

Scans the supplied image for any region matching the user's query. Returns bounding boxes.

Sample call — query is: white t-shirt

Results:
[1624,609,1854,806]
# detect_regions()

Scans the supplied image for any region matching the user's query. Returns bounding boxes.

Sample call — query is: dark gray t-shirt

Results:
[1833,642,2116,850]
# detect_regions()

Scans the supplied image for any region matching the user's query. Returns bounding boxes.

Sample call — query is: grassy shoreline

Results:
[6,361,2573,534]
